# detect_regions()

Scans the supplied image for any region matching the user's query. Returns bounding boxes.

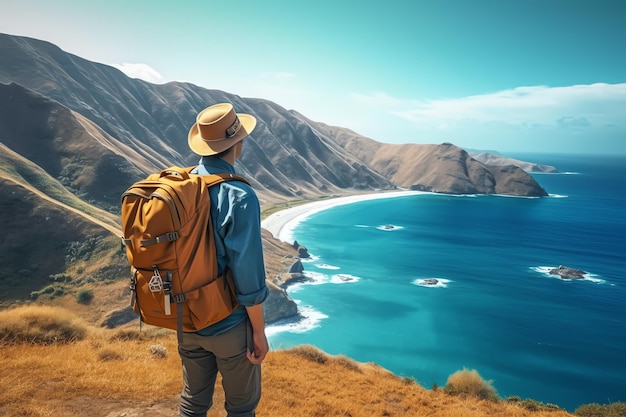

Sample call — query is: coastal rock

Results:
[289,260,304,274]
[292,241,310,258]
[278,272,313,289]
[420,278,440,286]
[263,282,300,323]
[549,265,587,279]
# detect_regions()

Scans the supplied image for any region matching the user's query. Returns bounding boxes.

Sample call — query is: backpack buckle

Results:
[165,232,179,242]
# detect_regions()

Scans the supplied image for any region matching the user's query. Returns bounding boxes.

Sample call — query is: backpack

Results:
[120,166,248,340]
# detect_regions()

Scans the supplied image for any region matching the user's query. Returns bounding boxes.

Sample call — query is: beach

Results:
[261,191,425,242]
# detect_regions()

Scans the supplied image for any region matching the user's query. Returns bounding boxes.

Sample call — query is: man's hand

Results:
[246,329,269,364]
[246,303,269,364]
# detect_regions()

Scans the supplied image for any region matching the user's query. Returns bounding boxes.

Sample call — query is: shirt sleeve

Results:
[216,182,269,306]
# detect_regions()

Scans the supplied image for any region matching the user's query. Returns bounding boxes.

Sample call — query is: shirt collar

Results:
[196,156,235,175]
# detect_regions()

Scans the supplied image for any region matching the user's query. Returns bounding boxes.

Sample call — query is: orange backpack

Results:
[121,166,247,339]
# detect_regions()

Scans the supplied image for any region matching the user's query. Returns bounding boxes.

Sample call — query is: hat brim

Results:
[188,113,257,156]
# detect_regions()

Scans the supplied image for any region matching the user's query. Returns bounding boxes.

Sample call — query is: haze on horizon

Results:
[2,0,625,155]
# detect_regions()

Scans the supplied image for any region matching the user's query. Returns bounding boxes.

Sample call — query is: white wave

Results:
[494,194,541,199]
[548,194,568,198]
[412,278,451,288]
[266,305,328,337]
[302,271,329,285]
[331,273,360,284]
[531,266,606,284]
[283,271,328,293]
[299,254,320,263]
[316,263,341,270]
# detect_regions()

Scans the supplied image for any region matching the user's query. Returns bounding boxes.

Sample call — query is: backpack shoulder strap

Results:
[182,165,249,187]
[206,173,250,187]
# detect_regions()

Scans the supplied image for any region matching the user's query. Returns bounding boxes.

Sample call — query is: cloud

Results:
[353,84,626,129]
[557,116,591,128]
[111,63,163,83]
[347,84,626,153]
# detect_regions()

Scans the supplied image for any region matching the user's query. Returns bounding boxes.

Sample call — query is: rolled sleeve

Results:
[216,182,268,307]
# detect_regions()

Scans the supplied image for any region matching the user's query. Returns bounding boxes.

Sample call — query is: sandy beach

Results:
[261,190,425,242]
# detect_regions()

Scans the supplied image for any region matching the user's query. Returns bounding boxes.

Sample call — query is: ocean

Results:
[266,153,626,411]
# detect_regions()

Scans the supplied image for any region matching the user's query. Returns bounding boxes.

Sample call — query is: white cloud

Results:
[346,84,626,153]
[111,63,163,83]
[370,83,626,129]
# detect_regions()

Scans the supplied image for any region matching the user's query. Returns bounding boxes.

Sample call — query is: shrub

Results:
[443,368,499,401]
[290,344,328,364]
[76,289,94,304]
[109,329,146,341]
[29,284,66,300]
[332,354,362,372]
[0,305,87,345]
[506,396,522,403]
[575,402,626,417]
[99,348,124,361]
[150,344,168,359]
[49,273,72,283]
[401,376,417,385]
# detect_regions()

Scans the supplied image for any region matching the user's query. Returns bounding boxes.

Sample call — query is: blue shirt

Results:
[191,156,268,336]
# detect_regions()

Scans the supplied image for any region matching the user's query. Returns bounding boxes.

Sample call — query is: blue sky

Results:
[2,0,625,154]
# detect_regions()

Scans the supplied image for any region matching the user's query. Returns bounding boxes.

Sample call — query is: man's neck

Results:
[219,151,236,165]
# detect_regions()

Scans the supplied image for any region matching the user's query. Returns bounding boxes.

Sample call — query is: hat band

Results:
[225,116,241,138]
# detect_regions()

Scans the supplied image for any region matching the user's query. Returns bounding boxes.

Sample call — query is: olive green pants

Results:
[178,319,260,417]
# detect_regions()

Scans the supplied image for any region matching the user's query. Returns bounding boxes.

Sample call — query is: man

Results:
[180,102,269,417]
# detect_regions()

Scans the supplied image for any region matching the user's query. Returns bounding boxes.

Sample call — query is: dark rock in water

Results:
[264,284,299,323]
[279,273,313,289]
[421,278,439,286]
[549,265,587,279]
[336,274,356,282]
[297,245,310,258]
[289,260,304,274]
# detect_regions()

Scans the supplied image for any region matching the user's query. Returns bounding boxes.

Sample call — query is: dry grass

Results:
[0,305,578,417]
[444,368,499,401]
[0,305,88,345]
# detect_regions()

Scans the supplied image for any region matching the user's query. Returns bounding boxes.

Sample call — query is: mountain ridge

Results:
[0,32,548,318]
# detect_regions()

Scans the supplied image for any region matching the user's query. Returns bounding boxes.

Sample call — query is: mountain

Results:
[470,152,558,173]
[0,33,548,317]
[300,117,549,195]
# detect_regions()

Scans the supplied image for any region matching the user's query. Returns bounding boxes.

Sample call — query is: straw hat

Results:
[188,103,257,156]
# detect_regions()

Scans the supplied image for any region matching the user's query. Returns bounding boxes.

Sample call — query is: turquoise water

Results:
[267,154,626,411]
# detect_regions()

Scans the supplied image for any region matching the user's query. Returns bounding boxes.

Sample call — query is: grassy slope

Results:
[0,306,577,417]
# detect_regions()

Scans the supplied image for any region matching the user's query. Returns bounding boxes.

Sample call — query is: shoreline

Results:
[261,190,425,242]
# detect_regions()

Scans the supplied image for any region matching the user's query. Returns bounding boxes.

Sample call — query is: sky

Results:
[2,0,625,155]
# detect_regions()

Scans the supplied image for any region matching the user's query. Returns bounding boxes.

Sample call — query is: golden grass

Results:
[0,305,578,417]
[444,368,499,401]
[0,305,88,345]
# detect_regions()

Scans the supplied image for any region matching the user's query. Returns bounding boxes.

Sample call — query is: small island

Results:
[549,265,587,280]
